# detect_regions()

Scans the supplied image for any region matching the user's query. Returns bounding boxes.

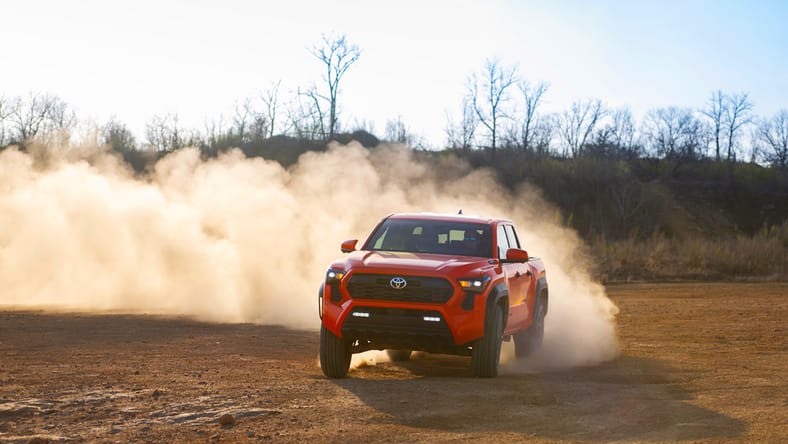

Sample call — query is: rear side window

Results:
[496,225,509,259]
[504,225,520,249]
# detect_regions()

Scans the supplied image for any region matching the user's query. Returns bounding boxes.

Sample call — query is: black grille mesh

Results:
[346,274,454,304]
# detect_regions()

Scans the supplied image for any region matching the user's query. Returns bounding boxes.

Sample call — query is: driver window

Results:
[496,225,509,259]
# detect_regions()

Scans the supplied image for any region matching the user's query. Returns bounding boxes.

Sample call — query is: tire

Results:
[319,325,351,378]
[386,349,412,362]
[471,304,504,377]
[514,294,546,358]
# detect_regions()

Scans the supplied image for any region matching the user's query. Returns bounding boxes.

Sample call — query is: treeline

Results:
[448,60,788,172]
[1,83,785,171]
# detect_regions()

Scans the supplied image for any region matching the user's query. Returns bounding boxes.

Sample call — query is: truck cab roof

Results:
[386,212,512,226]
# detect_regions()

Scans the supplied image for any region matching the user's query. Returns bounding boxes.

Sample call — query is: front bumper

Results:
[321,273,488,355]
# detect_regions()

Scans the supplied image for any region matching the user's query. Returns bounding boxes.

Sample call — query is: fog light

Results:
[423,316,441,322]
[352,312,370,318]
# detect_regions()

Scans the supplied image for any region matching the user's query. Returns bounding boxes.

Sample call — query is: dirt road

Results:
[1,282,786,443]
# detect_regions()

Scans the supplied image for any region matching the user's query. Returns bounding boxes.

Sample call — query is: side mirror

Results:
[501,247,529,263]
[340,239,358,253]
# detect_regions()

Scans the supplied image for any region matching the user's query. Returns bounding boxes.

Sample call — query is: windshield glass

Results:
[363,219,492,258]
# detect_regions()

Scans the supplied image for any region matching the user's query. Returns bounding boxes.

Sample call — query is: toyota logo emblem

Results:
[390,277,407,289]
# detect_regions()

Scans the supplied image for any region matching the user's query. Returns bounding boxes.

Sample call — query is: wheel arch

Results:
[486,283,509,327]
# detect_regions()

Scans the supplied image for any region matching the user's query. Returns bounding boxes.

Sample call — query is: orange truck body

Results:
[319,213,547,358]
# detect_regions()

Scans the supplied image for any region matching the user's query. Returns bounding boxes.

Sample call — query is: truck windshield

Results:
[364,219,492,258]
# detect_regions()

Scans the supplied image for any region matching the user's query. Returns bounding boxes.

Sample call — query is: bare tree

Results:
[642,107,707,160]
[701,90,726,161]
[610,107,637,151]
[203,114,228,151]
[247,110,268,144]
[385,116,406,144]
[260,80,282,138]
[532,115,555,155]
[309,33,361,140]
[445,96,477,150]
[145,113,186,151]
[468,59,518,151]
[230,99,268,145]
[516,80,548,151]
[145,115,168,151]
[7,93,76,146]
[232,100,252,143]
[723,92,754,162]
[384,115,421,146]
[594,107,639,157]
[46,98,77,132]
[686,116,711,160]
[556,99,607,156]
[287,86,326,141]
[756,109,788,170]
[701,91,754,162]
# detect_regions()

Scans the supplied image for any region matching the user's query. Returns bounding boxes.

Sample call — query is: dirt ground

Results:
[1,282,786,443]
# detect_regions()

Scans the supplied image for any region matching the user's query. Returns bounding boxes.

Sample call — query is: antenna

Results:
[458,209,463,215]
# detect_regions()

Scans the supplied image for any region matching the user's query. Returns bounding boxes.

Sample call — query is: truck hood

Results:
[340,250,494,275]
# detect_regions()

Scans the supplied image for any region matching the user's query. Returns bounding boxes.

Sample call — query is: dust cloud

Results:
[0,140,618,369]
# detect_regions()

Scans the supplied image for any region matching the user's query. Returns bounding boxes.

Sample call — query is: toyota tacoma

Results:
[318,212,547,378]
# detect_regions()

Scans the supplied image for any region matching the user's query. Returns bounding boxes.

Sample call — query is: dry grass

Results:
[594,222,788,281]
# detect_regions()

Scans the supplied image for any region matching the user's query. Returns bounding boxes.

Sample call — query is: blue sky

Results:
[3,0,787,147]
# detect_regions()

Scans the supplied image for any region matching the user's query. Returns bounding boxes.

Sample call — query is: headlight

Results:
[326,268,346,284]
[457,275,491,292]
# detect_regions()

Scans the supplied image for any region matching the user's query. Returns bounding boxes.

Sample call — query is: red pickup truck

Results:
[319,213,548,378]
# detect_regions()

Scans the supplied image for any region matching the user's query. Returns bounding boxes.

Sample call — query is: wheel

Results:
[386,349,412,362]
[471,304,504,377]
[514,294,546,358]
[319,325,351,378]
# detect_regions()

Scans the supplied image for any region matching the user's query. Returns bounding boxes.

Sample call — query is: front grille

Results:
[346,274,454,304]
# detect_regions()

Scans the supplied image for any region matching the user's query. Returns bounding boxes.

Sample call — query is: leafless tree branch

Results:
[309,34,361,140]
[468,59,518,150]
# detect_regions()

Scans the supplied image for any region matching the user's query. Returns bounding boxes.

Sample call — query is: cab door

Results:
[496,224,531,333]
